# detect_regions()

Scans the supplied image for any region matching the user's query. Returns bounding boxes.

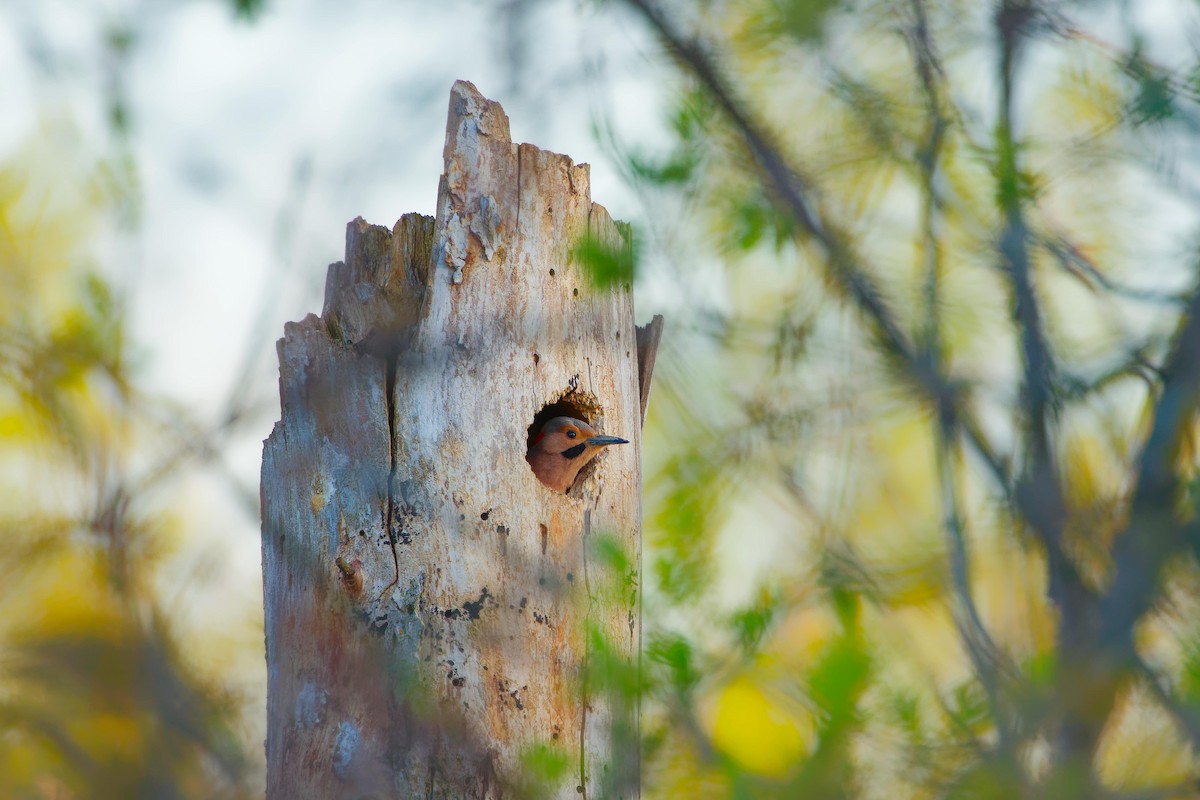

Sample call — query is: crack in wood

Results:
[379,356,402,602]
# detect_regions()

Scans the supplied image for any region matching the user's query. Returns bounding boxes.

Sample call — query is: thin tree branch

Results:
[1041,234,1188,307]
[1048,279,1200,779]
[908,0,1014,755]
[909,0,948,362]
[623,0,920,377]
[1100,286,1200,658]
[620,0,1013,491]
[994,2,1104,781]
[996,0,1065,546]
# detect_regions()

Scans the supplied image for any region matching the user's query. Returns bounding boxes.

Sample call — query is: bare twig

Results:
[992,3,1108,780]
[908,0,1014,755]
[1101,286,1200,659]
[1041,234,1188,306]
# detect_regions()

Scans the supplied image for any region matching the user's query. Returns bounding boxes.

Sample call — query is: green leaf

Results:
[574,225,636,289]
[730,589,780,654]
[756,0,842,45]
[520,743,572,783]
[230,0,268,22]
[1127,50,1176,125]
[589,533,631,573]
[647,633,699,692]
[991,135,1040,210]
[807,635,870,721]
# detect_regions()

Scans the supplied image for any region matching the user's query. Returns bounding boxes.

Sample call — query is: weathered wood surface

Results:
[262,80,643,799]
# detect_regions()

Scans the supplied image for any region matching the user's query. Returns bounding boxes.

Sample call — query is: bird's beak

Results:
[586,435,629,448]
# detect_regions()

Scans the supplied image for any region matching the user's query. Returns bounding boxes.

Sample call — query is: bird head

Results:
[526,416,628,494]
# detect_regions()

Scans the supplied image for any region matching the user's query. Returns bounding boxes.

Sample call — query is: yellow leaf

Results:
[709,674,815,776]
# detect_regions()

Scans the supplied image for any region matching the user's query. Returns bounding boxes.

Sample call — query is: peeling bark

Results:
[635,315,663,426]
[262,81,643,799]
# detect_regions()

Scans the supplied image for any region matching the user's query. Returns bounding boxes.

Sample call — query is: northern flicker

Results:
[526,416,628,494]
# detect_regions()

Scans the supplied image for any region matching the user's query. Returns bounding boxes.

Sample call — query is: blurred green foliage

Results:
[583,0,1200,797]
[230,0,269,22]
[0,123,257,799]
[0,2,264,796]
[574,222,637,289]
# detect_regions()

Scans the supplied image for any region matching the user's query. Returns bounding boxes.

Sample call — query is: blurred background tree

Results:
[7,0,1200,796]
[610,0,1200,797]
[0,124,254,795]
[0,1,269,797]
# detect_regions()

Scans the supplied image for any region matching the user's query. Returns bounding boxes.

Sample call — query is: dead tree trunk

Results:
[261,81,649,799]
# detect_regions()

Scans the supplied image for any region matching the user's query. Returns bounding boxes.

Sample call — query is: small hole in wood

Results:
[549,268,556,277]
[481,510,490,521]
[533,352,540,365]
[573,287,579,297]
[527,388,606,490]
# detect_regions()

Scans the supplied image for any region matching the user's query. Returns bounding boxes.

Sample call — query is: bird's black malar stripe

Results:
[560,443,588,459]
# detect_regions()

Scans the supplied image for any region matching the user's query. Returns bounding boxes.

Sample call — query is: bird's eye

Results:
[566,429,577,439]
